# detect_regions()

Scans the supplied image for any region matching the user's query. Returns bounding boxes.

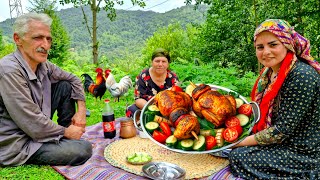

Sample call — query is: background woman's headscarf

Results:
[251,19,320,133]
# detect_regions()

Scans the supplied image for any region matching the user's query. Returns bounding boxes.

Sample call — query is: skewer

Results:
[189,111,198,117]
[189,82,198,140]
[191,131,198,140]
[189,81,197,88]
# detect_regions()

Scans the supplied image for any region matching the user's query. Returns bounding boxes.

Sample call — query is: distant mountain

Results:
[0,5,208,60]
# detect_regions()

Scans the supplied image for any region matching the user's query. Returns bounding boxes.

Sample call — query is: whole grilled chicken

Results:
[154,90,192,117]
[173,114,200,140]
[81,68,106,100]
[105,69,133,102]
[192,84,236,127]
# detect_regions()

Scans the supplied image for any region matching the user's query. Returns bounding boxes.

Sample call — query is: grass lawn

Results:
[0,91,134,179]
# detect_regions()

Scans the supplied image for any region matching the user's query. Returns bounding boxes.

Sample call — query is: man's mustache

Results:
[36,47,49,54]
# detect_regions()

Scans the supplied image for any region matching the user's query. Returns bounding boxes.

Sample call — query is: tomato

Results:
[232,125,243,135]
[152,130,169,144]
[238,104,253,117]
[174,114,188,127]
[225,116,241,127]
[160,122,172,136]
[205,135,217,150]
[222,127,239,143]
[171,85,183,92]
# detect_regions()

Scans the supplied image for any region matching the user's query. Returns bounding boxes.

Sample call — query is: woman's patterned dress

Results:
[229,60,320,179]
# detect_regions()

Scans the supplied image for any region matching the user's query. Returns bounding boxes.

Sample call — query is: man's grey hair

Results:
[13,12,52,37]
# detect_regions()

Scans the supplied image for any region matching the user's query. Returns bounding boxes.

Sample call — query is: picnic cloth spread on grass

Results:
[52,118,240,180]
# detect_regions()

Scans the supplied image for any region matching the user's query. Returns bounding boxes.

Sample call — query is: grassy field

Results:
[0,90,134,179]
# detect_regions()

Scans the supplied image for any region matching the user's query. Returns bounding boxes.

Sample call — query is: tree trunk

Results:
[91,0,99,64]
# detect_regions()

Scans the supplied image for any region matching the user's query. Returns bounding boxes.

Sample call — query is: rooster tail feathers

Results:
[81,74,94,92]
[106,75,133,101]
[119,75,133,89]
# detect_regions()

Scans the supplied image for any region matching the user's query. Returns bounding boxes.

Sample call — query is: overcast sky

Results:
[1,0,190,22]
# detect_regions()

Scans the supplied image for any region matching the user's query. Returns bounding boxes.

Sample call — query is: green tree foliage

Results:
[28,0,70,66]
[253,0,320,59]
[141,23,199,66]
[0,29,3,50]
[48,12,70,66]
[0,44,15,59]
[187,0,320,72]
[189,0,258,72]
[59,0,146,64]
[0,30,15,59]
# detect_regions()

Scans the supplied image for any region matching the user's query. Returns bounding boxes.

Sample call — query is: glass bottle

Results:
[102,99,116,139]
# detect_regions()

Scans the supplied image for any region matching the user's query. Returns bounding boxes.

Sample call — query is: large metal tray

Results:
[133,84,260,155]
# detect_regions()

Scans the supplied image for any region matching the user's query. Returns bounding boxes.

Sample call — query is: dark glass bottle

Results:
[102,99,116,139]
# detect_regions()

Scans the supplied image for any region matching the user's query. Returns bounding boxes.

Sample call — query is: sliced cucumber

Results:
[145,105,161,122]
[148,104,160,112]
[165,135,178,148]
[236,114,250,126]
[193,135,206,151]
[145,121,159,134]
[127,152,152,164]
[235,98,244,108]
[177,139,194,151]
[127,154,136,159]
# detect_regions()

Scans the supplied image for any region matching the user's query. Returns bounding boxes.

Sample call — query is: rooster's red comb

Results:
[105,69,112,73]
[95,68,103,73]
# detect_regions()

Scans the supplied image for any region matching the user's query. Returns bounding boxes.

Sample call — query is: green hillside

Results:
[0,5,208,60]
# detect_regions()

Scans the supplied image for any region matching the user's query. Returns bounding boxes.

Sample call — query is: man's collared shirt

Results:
[0,50,85,166]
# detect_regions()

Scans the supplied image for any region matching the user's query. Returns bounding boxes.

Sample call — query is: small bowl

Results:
[138,130,149,139]
[126,152,152,165]
[142,162,186,180]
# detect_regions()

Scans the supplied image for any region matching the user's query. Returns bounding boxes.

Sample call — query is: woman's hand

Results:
[135,98,148,109]
[232,134,258,148]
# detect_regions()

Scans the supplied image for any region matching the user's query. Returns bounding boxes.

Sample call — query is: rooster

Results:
[105,69,133,102]
[81,68,106,100]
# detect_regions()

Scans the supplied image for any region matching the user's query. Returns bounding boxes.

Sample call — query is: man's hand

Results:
[72,100,87,128]
[64,125,85,140]
[72,111,86,128]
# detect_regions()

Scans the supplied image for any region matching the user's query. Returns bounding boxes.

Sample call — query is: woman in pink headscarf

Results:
[228,19,320,179]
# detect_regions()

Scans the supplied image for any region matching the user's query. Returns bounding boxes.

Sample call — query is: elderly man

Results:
[0,12,92,166]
